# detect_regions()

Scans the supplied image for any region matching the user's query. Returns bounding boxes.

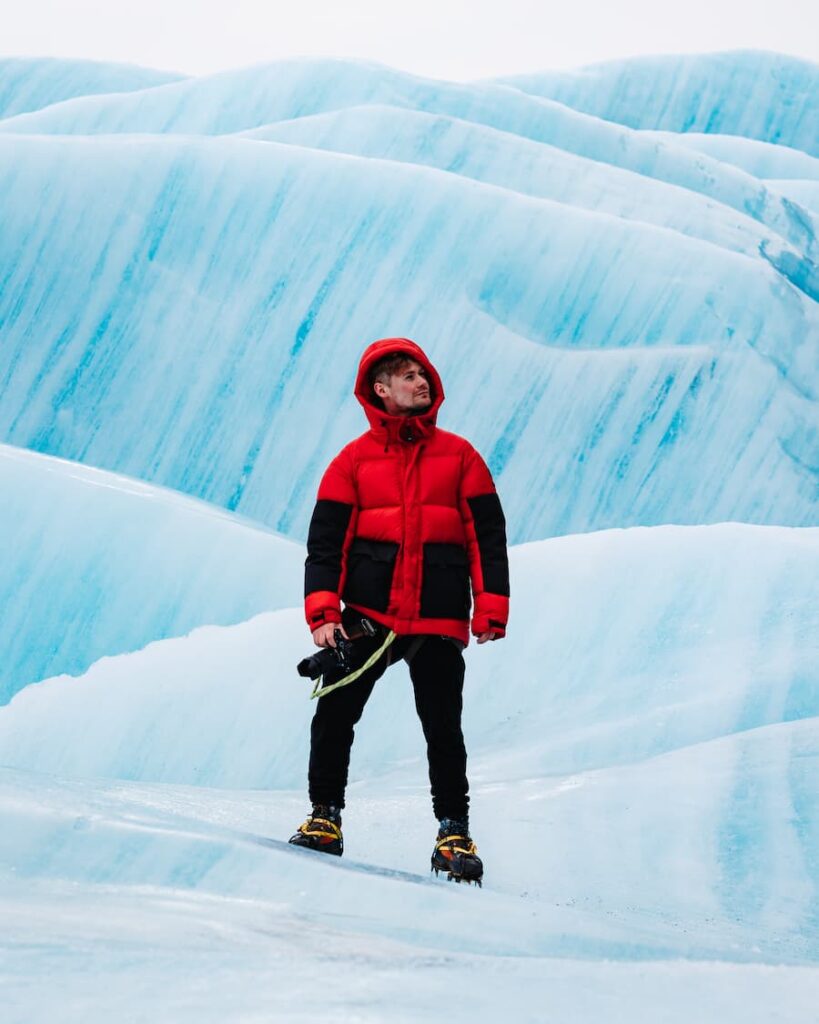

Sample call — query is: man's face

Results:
[374,360,431,416]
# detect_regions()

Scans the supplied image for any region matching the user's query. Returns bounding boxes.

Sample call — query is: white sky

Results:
[3,0,818,79]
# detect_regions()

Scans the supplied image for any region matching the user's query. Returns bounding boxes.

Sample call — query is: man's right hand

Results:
[312,622,350,648]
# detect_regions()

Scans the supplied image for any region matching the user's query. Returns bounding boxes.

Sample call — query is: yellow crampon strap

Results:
[310,630,398,700]
[298,817,342,840]
[435,834,477,856]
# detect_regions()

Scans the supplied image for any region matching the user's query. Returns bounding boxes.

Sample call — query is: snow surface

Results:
[1,524,817,1021]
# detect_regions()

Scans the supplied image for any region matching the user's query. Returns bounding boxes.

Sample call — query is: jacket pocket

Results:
[419,542,471,620]
[342,538,400,613]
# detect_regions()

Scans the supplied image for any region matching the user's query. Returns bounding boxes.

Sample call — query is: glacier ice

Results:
[644,131,819,181]
[0,51,818,1021]
[1,525,817,1019]
[2,858,817,1022]
[0,54,816,547]
[1,57,814,255]
[0,444,303,703]
[494,51,819,157]
[0,57,183,120]
[767,180,819,216]
[3,523,816,785]
[0,133,816,543]
[246,104,796,257]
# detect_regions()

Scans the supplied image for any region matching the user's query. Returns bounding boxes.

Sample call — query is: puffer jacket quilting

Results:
[304,337,509,647]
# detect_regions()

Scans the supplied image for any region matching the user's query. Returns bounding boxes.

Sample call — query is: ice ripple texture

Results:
[0,54,818,544]
[1,525,817,1020]
[494,51,819,156]
[0,445,303,702]
[1,51,819,1022]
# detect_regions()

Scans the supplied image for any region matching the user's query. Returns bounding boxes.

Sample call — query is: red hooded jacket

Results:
[304,338,509,647]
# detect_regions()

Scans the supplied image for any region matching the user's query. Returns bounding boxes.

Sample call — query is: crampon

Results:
[288,805,343,856]
[430,819,483,887]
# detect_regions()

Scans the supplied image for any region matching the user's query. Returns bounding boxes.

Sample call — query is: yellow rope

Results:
[310,630,398,700]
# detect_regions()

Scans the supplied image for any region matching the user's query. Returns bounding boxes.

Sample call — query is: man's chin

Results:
[405,398,431,416]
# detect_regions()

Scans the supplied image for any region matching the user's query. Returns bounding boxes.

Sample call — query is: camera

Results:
[296,615,378,681]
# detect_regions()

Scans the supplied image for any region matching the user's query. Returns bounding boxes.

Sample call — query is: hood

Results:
[354,337,445,446]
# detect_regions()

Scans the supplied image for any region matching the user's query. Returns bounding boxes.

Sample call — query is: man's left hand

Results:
[476,631,500,644]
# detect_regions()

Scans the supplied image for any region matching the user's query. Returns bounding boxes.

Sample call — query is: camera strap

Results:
[310,630,398,700]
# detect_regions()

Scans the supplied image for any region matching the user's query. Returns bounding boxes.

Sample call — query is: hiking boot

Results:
[288,804,343,856]
[431,817,482,886]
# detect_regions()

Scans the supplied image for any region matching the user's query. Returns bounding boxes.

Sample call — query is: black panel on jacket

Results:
[305,499,354,596]
[466,493,510,596]
[419,542,471,619]
[341,538,400,612]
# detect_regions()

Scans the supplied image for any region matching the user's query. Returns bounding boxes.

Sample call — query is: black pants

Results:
[308,621,469,821]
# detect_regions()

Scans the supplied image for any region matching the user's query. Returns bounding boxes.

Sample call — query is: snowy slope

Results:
[0,133,816,544]
[0,57,182,119]
[1,525,817,1021]
[495,51,819,157]
[0,444,302,703]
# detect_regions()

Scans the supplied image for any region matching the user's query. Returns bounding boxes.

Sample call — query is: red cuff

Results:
[471,592,508,638]
[305,590,342,630]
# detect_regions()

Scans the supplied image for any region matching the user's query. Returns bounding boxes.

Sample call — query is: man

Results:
[290,337,509,885]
